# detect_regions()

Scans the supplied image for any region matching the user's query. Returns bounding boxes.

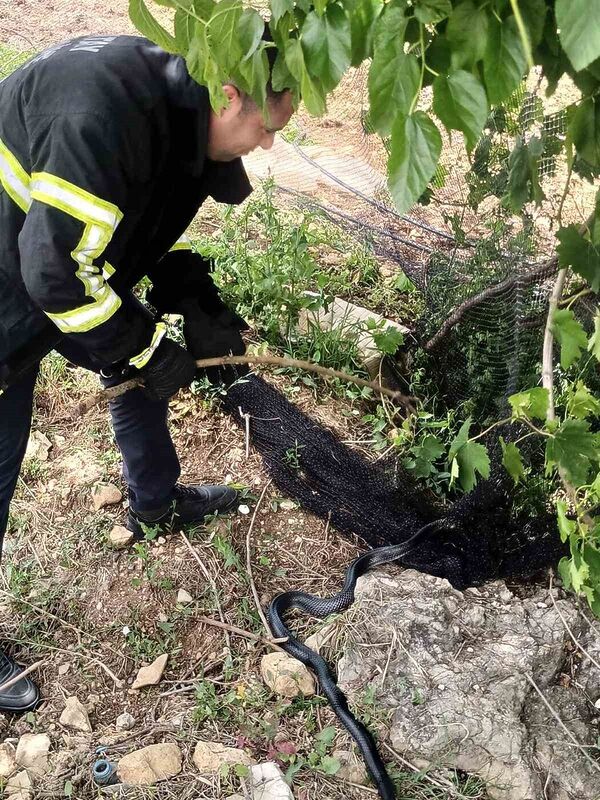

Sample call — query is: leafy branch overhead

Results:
[132,0,600,215]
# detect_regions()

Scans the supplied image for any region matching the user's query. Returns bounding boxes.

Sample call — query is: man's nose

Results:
[261,132,275,150]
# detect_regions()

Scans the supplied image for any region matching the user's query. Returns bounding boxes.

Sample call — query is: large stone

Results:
[5,769,32,800]
[192,741,254,774]
[91,483,123,511]
[117,743,182,785]
[0,741,17,778]
[131,654,168,689]
[15,733,51,776]
[108,525,133,549]
[250,762,294,800]
[260,652,315,698]
[59,696,92,733]
[337,570,600,800]
[24,431,52,462]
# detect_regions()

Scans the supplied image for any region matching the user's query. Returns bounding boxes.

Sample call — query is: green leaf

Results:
[432,71,488,152]
[301,5,351,92]
[320,756,341,775]
[186,25,228,110]
[271,0,294,23]
[500,437,525,484]
[519,0,547,50]
[484,16,527,106]
[349,0,382,66]
[237,9,264,61]
[208,0,243,70]
[556,0,600,72]
[236,46,269,108]
[570,98,600,168]
[551,308,588,369]
[447,419,490,492]
[388,111,442,214]
[411,434,445,478]
[569,381,600,419]
[414,0,451,24]
[556,224,600,292]
[556,499,577,544]
[504,135,545,211]
[508,387,549,420]
[271,51,295,93]
[285,39,327,115]
[129,0,179,53]
[445,1,489,70]
[371,324,404,354]
[588,308,600,361]
[546,419,599,486]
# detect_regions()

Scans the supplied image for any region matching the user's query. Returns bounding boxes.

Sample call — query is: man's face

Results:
[208,88,294,161]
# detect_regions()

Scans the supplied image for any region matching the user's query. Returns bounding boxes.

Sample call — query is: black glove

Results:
[138,337,197,400]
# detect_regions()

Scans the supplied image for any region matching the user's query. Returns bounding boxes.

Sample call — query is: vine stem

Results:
[509,0,534,70]
[542,268,568,421]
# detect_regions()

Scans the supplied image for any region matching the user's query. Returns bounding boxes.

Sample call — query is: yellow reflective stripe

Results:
[45,283,122,333]
[129,322,166,369]
[0,137,31,213]
[30,172,124,333]
[169,234,192,252]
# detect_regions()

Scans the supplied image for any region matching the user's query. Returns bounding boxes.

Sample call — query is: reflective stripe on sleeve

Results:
[0,137,31,213]
[169,233,192,252]
[30,172,124,333]
[129,322,166,369]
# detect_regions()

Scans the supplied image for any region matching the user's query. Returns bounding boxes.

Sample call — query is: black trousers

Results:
[0,338,181,557]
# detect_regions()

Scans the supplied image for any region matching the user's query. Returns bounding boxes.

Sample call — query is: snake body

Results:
[268,520,454,800]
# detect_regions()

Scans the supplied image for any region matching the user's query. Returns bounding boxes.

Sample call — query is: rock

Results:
[131,654,168,689]
[332,749,368,785]
[92,483,123,511]
[260,652,315,698]
[59,696,92,733]
[115,712,136,731]
[337,570,600,800]
[55,452,103,487]
[250,762,294,799]
[279,499,297,511]
[57,663,70,676]
[117,743,182,785]
[0,742,17,778]
[15,733,51,776]
[24,430,52,462]
[108,525,133,549]
[5,769,32,800]
[192,741,254,774]
[176,589,193,604]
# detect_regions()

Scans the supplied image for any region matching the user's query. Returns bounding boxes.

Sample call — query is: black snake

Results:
[268,519,458,800]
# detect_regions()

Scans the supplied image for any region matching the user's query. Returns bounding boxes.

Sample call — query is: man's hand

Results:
[139,338,196,400]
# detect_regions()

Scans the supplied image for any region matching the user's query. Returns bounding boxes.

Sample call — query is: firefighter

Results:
[0,34,294,713]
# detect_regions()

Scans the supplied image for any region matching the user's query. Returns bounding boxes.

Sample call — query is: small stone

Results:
[131,654,168,689]
[176,589,193,604]
[15,733,51,775]
[238,504,250,515]
[59,696,93,733]
[250,762,293,800]
[157,536,166,545]
[5,769,32,799]
[332,749,369,785]
[192,741,254,774]
[0,742,17,778]
[117,743,182,785]
[115,713,136,731]
[108,525,133,549]
[595,698,600,710]
[279,499,297,511]
[91,483,123,511]
[260,652,315,698]
[57,663,70,676]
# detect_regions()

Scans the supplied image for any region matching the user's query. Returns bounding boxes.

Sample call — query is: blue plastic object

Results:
[92,758,118,786]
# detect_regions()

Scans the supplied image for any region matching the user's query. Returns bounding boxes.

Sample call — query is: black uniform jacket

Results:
[0,34,251,383]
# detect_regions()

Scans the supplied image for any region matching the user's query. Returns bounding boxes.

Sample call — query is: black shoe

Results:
[0,651,40,714]
[127,483,238,540]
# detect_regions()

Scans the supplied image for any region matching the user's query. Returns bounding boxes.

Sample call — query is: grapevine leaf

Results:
[432,70,488,152]
[445,1,489,70]
[484,16,527,106]
[411,434,445,478]
[456,441,490,492]
[556,224,600,292]
[388,111,442,214]
[500,437,525,484]
[508,387,549,421]
[448,418,471,460]
[556,499,576,544]
[237,8,265,61]
[588,309,600,361]
[301,5,351,92]
[546,419,599,487]
[271,0,294,24]
[349,0,382,66]
[569,381,600,419]
[129,0,179,53]
[569,98,600,168]
[414,0,451,24]
[551,308,588,369]
[556,0,600,72]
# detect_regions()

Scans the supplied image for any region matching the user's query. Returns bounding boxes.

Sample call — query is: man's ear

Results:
[221,84,242,115]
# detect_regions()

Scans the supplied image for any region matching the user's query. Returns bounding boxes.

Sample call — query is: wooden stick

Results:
[0,659,45,694]
[245,481,273,635]
[195,614,288,653]
[75,354,415,416]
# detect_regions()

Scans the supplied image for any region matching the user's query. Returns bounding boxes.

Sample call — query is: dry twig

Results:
[0,659,45,693]
[246,481,273,635]
[195,614,288,652]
